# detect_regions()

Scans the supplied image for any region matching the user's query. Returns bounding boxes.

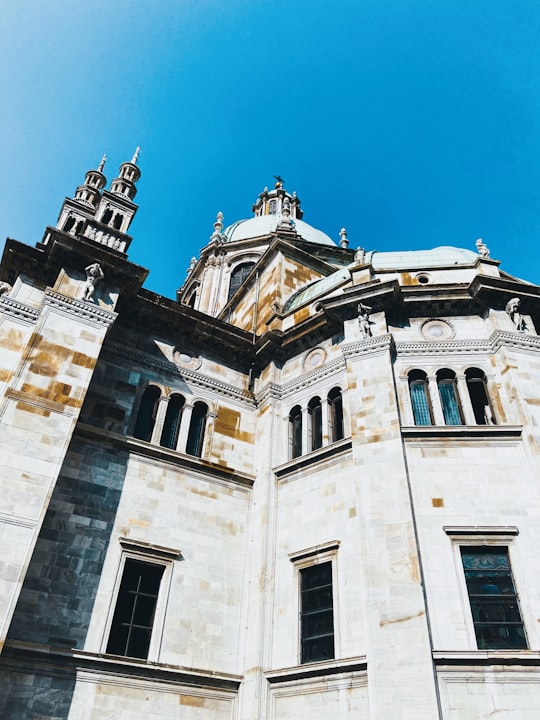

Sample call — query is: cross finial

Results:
[131,146,141,164]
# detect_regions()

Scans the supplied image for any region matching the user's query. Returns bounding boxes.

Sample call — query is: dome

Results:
[223,215,335,246]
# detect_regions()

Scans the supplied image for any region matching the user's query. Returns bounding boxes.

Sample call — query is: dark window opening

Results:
[133,386,160,442]
[461,546,527,650]
[289,405,302,459]
[186,284,199,308]
[160,394,185,449]
[409,370,433,426]
[466,368,495,425]
[437,369,463,425]
[185,401,207,457]
[102,208,113,224]
[300,562,334,664]
[64,216,76,232]
[227,262,255,301]
[113,213,123,230]
[308,397,322,451]
[328,387,344,442]
[106,559,164,659]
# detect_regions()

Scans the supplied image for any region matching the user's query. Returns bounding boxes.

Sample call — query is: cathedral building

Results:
[1,155,540,719]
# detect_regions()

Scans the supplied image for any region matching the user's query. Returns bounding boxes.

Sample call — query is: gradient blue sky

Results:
[1,1,539,297]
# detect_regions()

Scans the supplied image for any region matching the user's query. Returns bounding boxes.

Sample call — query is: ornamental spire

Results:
[131,146,141,165]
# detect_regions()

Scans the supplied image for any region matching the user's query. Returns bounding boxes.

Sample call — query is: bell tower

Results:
[51,149,141,254]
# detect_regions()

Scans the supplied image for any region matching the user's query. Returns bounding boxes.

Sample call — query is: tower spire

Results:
[98,154,107,172]
[131,146,141,165]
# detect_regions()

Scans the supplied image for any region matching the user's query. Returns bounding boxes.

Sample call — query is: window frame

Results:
[102,539,181,662]
[437,368,464,425]
[289,541,340,665]
[408,369,433,426]
[444,527,527,651]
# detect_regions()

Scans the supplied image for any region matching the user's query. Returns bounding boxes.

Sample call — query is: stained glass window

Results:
[461,546,527,649]
[437,370,463,425]
[409,370,432,426]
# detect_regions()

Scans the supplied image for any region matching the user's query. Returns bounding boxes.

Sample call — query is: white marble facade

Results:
[0,170,540,719]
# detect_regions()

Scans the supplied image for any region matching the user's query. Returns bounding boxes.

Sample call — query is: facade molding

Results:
[43,289,117,327]
[104,341,254,405]
[0,296,39,324]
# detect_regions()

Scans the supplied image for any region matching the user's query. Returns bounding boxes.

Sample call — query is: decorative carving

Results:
[0,281,12,297]
[505,297,526,332]
[475,238,490,257]
[82,263,104,302]
[358,302,372,337]
[354,246,366,264]
[339,228,349,248]
[303,347,327,371]
[420,318,456,341]
[173,348,202,371]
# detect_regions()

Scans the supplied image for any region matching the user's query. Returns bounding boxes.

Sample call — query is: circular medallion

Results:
[420,318,455,341]
[303,347,327,371]
[173,348,202,371]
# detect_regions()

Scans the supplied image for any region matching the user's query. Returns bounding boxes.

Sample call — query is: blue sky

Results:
[1,1,539,297]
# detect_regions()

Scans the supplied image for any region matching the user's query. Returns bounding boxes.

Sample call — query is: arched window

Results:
[133,385,161,441]
[466,368,495,425]
[308,397,322,451]
[328,387,344,442]
[408,370,433,426]
[227,262,255,301]
[64,216,76,232]
[185,283,199,309]
[185,402,208,457]
[437,369,463,425]
[160,394,185,449]
[289,405,302,459]
[102,208,113,224]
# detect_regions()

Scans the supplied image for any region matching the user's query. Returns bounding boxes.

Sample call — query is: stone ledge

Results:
[274,437,352,478]
[75,423,255,488]
[265,655,367,684]
[433,650,540,667]
[401,425,522,440]
[1,641,242,691]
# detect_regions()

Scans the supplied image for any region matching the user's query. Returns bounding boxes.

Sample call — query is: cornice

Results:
[75,423,255,489]
[103,341,254,405]
[0,296,39,323]
[1,641,241,692]
[43,289,117,327]
[341,333,394,359]
[256,355,346,403]
[395,330,540,357]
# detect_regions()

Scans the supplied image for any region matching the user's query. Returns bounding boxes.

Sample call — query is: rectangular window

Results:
[106,558,165,659]
[300,561,334,663]
[460,546,527,650]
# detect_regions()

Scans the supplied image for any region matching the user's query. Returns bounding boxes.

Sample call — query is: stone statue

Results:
[0,281,12,297]
[358,302,372,337]
[355,246,366,264]
[476,238,490,257]
[82,263,104,302]
[505,297,525,331]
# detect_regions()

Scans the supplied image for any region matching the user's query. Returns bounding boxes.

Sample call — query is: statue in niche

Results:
[505,297,526,332]
[82,263,104,302]
[358,302,372,337]
[476,238,490,257]
[0,281,12,297]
